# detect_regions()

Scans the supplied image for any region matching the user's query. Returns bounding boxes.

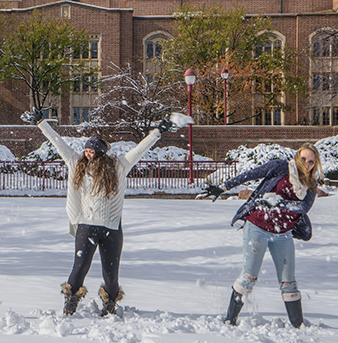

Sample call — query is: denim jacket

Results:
[223,159,317,227]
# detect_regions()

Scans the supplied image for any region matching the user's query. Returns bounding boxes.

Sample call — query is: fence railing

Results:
[0,160,237,193]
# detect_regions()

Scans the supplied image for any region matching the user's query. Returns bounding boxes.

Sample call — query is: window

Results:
[255,36,282,57]
[255,108,262,125]
[312,33,338,58]
[273,109,281,125]
[323,108,330,125]
[73,75,98,93]
[74,36,100,60]
[41,108,59,120]
[265,111,272,125]
[312,107,330,125]
[143,31,172,75]
[73,108,80,125]
[312,73,331,92]
[146,42,162,60]
[73,108,91,125]
[91,41,98,59]
[310,30,338,125]
[254,108,282,125]
[333,107,338,125]
[253,33,285,125]
[254,35,283,94]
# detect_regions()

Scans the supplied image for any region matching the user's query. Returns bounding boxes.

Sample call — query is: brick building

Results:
[2,0,338,158]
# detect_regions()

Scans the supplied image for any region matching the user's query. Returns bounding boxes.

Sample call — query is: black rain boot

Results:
[61,282,88,316]
[98,284,125,317]
[284,299,303,328]
[224,287,244,326]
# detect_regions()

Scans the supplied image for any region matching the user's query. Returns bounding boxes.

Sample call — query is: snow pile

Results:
[225,137,338,177]
[21,137,212,162]
[225,143,295,175]
[0,145,16,161]
[0,306,334,342]
[314,135,338,174]
[3,134,338,178]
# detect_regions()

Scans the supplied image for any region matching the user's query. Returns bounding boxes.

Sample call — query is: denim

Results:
[234,221,300,298]
[223,160,316,227]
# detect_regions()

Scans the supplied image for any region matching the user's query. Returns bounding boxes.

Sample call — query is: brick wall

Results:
[1,1,335,15]
[1,124,338,159]
[160,125,338,160]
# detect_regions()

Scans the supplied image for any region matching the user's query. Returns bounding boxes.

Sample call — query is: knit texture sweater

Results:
[38,120,160,236]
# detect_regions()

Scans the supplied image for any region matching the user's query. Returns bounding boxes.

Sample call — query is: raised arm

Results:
[223,160,286,190]
[37,120,80,165]
[118,129,161,174]
[198,160,287,201]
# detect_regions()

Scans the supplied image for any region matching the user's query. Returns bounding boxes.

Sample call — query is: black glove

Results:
[196,182,224,202]
[20,108,43,125]
[158,114,173,133]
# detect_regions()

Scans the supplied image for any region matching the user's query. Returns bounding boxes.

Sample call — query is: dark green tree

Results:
[0,10,98,120]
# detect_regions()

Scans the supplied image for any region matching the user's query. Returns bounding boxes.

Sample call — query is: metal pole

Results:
[188,84,194,184]
[224,78,227,125]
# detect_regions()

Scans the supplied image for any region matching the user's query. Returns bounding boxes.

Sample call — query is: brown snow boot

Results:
[61,282,88,316]
[98,284,124,317]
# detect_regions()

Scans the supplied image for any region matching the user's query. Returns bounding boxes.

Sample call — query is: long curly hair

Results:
[73,135,118,199]
[294,143,322,190]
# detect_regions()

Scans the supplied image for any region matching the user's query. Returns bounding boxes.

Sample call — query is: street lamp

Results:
[184,68,196,184]
[221,68,229,125]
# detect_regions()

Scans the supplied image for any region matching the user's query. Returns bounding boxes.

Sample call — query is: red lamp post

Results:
[221,68,229,125]
[184,68,196,184]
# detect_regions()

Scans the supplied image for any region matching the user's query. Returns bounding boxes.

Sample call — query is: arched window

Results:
[255,36,282,57]
[254,32,285,125]
[143,31,172,75]
[309,29,338,126]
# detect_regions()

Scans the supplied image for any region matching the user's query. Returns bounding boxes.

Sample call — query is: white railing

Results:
[0,160,237,195]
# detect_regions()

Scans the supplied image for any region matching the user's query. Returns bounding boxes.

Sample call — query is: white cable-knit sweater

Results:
[38,120,161,236]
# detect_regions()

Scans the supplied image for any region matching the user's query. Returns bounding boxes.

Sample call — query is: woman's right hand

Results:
[195,182,225,202]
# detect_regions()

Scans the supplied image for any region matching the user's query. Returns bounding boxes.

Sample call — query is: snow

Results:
[0,145,16,161]
[2,133,338,176]
[13,139,211,162]
[0,195,338,342]
[1,133,338,341]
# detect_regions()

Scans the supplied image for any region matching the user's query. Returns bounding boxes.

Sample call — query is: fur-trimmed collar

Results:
[288,159,308,200]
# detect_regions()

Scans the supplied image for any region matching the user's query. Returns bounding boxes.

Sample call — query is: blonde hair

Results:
[293,143,322,190]
[73,135,118,199]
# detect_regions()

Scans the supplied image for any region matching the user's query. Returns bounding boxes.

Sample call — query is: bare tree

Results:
[91,62,183,141]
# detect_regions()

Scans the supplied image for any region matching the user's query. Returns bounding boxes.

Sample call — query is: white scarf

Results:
[288,159,308,200]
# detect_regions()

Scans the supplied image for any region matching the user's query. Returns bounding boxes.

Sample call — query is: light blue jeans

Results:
[233,221,301,301]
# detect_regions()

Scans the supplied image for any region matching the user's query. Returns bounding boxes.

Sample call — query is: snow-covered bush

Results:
[0,145,16,161]
[315,136,338,178]
[21,137,212,162]
[225,143,296,175]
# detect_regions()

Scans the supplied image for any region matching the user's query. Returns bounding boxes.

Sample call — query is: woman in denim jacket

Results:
[200,143,322,328]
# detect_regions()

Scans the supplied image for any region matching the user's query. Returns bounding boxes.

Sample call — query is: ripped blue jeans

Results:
[233,221,301,301]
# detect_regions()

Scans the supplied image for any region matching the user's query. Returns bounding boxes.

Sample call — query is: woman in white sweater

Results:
[36,118,171,316]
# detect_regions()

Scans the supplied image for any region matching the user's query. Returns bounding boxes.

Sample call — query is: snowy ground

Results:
[0,194,337,342]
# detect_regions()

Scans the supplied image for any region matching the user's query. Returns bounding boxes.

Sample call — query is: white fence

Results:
[0,160,238,196]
